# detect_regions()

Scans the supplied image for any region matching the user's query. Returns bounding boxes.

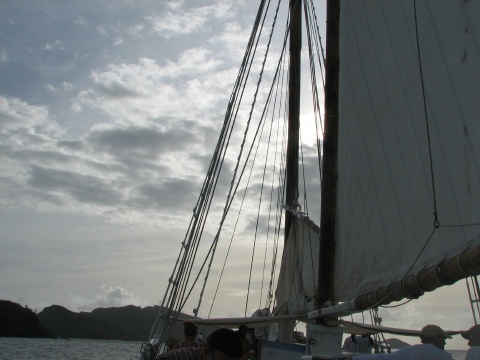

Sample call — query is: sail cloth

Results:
[274,215,320,315]
[334,1,480,301]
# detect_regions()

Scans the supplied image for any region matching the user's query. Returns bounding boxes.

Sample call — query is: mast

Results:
[284,0,302,241]
[318,0,340,308]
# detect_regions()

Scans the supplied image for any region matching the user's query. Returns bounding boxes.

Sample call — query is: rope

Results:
[413,0,439,227]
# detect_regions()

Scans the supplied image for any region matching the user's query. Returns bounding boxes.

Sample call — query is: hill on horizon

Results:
[0,300,52,338]
[38,304,171,341]
[37,303,212,342]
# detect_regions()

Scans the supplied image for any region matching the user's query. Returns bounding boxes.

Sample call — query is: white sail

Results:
[274,216,320,315]
[334,0,480,301]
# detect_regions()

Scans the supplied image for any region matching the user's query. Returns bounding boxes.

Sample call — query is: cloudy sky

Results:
[0,0,474,350]
[0,0,258,310]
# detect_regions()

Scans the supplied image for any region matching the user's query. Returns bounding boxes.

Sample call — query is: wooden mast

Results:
[284,0,302,241]
[318,0,340,308]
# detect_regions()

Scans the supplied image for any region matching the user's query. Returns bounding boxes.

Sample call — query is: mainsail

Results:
[333,0,480,306]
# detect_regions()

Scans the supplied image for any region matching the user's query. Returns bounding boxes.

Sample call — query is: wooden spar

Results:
[284,0,302,242]
[317,0,340,308]
[354,244,480,311]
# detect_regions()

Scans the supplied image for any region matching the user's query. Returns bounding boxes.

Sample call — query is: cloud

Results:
[74,16,85,26]
[70,285,146,311]
[0,96,61,136]
[80,53,231,129]
[28,165,121,206]
[42,40,65,51]
[148,1,236,38]
[97,25,109,38]
[0,92,213,227]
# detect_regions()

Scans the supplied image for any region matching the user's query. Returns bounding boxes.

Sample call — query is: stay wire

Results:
[258,42,288,311]
[205,0,285,317]
[413,0,439,227]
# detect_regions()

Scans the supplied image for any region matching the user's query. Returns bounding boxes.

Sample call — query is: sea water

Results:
[0,337,468,359]
[0,337,142,359]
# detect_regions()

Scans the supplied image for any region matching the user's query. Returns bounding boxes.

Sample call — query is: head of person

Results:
[183,321,198,339]
[238,325,249,338]
[206,328,243,360]
[420,324,452,349]
[462,325,480,347]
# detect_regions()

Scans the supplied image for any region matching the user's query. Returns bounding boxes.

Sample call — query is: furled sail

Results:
[333,0,480,303]
[274,214,320,315]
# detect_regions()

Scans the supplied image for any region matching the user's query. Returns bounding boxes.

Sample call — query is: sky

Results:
[0,0,475,351]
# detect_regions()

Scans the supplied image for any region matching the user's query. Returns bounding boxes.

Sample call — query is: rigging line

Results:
[265,107,288,313]
[244,0,288,314]
[167,0,271,321]
[307,0,326,84]
[304,0,324,126]
[166,27,256,325]
[371,308,389,354]
[219,1,285,222]
[147,230,192,341]
[304,0,325,176]
[266,150,287,311]
[474,277,480,323]
[381,298,413,309]
[185,0,270,254]
[266,97,289,312]
[259,47,288,310]
[265,201,282,311]
[244,81,278,316]
[205,0,283,317]
[413,0,439,227]
[467,276,480,324]
[198,1,280,310]
[193,0,272,254]
[205,128,269,317]
[223,14,290,218]
[152,138,228,328]
[299,129,308,214]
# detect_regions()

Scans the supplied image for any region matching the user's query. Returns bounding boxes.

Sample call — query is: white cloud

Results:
[81,53,229,128]
[148,2,235,38]
[42,40,65,51]
[0,96,61,136]
[127,23,146,37]
[74,16,85,26]
[113,37,123,46]
[97,25,109,38]
[71,102,82,113]
[45,84,57,95]
[69,285,146,311]
[165,0,185,11]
